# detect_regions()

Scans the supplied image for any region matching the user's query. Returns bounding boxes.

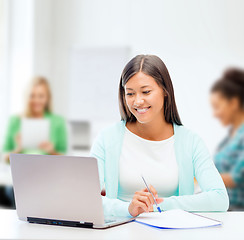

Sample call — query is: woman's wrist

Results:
[13,147,22,154]
[50,149,60,155]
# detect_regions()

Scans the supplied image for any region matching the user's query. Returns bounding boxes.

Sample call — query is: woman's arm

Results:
[2,117,21,163]
[223,145,244,188]
[155,134,229,212]
[54,117,68,154]
[90,130,133,217]
[221,173,236,188]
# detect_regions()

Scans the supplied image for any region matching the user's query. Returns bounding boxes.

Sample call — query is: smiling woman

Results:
[119,55,182,126]
[90,54,229,218]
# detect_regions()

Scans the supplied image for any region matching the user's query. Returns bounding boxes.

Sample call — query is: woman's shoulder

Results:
[100,120,125,134]
[98,122,200,141]
[174,124,199,139]
[174,123,205,150]
[95,120,125,140]
[236,124,244,146]
[46,113,66,123]
[8,115,21,125]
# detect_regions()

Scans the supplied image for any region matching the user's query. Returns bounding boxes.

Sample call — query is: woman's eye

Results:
[126,93,134,96]
[143,90,151,94]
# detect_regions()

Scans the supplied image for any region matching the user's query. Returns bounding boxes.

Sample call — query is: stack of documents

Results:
[135,209,222,229]
[21,118,50,149]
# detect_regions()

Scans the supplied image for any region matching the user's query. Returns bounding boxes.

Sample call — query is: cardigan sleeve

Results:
[54,116,67,154]
[230,138,244,186]
[90,131,132,217]
[155,133,229,212]
[2,116,20,152]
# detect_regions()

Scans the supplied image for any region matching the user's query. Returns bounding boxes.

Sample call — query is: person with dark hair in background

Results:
[210,68,244,211]
[90,54,229,218]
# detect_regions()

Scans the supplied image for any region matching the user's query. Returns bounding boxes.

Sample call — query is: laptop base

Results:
[27,217,93,228]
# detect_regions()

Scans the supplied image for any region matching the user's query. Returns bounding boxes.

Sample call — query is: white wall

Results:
[7,0,35,115]
[32,0,53,79]
[4,0,244,154]
[0,0,9,149]
[0,0,35,150]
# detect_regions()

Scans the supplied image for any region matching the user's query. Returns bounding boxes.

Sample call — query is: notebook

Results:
[21,118,50,149]
[135,209,222,229]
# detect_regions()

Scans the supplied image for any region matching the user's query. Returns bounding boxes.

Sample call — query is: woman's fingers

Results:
[135,191,155,206]
[156,198,164,204]
[141,185,163,204]
[135,199,149,213]
[136,195,152,209]
[148,184,158,197]
[130,198,148,214]
[129,188,164,217]
[142,185,158,198]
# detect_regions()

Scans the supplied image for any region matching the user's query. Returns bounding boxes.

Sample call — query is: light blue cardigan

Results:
[90,121,229,217]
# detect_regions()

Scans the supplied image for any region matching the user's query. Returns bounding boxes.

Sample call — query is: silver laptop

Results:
[10,153,134,229]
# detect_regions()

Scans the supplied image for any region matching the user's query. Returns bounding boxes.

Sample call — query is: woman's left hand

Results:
[39,141,55,154]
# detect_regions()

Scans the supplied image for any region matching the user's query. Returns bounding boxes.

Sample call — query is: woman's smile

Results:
[134,106,151,114]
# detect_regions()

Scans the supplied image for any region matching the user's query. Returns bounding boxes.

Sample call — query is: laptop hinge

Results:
[27,217,93,228]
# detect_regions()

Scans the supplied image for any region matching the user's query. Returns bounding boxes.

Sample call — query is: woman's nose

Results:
[134,95,144,106]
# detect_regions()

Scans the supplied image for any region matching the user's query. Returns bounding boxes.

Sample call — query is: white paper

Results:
[136,209,222,229]
[21,118,50,149]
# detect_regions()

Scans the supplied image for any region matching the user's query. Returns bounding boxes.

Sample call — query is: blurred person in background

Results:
[210,68,244,211]
[2,76,67,163]
[1,76,67,208]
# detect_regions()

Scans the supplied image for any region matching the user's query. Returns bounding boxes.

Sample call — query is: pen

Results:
[141,175,162,213]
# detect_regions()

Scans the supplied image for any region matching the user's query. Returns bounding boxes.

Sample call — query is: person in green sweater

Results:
[2,76,67,163]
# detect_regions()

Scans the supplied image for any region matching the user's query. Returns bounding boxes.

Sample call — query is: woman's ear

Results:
[230,97,241,111]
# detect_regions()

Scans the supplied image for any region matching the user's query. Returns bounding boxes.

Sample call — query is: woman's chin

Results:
[220,120,231,127]
[31,109,45,116]
[135,116,154,125]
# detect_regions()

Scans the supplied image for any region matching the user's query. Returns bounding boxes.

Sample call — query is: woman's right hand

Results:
[128,185,163,217]
[14,133,22,153]
[4,134,22,163]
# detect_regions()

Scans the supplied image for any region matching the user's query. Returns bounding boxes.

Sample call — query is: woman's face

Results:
[210,91,240,126]
[124,72,165,124]
[29,84,49,116]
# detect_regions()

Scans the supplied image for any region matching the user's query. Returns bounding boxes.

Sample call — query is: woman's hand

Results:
[14,133,22,153]
[4,133,22,163]
[128,185,163,217]
[39,141,55,154]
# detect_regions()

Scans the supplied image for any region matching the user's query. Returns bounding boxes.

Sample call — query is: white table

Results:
[0,210,243,240]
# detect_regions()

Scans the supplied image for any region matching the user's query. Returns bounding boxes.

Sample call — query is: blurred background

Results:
[0,0,244,209]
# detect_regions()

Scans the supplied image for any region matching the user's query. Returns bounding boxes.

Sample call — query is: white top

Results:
[117,127,179,202]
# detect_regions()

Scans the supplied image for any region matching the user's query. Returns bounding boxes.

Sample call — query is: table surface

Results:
[0,210,243,240]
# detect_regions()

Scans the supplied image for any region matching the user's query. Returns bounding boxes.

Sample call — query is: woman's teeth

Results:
[135,107,150,113]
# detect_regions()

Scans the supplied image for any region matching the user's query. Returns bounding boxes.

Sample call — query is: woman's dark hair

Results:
[211,68,244,108]
[119,54,182,125]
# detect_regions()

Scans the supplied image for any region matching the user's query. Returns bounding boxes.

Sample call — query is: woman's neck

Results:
[231,110,244,136]
[128,116,174,141]
[30,112,44,118]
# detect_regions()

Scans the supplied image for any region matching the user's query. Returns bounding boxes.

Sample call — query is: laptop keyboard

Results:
[104,218,116,224]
